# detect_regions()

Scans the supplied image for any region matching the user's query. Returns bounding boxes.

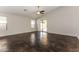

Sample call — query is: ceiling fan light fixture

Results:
[36,11,40,15]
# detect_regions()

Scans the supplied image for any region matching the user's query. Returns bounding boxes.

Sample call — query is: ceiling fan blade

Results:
[41,12,45,14]
[40,10,45,14]
[40,10,45,13]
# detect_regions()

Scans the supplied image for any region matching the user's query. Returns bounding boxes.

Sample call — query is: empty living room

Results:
[0,6,79,52]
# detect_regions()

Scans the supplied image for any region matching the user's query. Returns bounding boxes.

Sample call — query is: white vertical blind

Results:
[0,16,7,32]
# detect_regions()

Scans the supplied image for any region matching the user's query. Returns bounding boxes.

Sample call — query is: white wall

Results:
[39,7,79,37]
[0,13,33,36]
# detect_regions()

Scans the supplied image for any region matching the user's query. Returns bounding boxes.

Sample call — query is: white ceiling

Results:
[0,6,59,19]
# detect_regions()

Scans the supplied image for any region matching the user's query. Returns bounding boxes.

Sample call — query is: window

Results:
[0,16,7,32]
[31,20,35,28]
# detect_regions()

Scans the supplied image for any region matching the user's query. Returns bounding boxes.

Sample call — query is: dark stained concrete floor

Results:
[0,31,78,52]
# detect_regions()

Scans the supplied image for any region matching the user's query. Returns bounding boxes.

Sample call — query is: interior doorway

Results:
[40,20,47,32]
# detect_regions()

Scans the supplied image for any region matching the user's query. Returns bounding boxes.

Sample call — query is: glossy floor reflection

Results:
[0,31,79,52]
[0,39,8,51]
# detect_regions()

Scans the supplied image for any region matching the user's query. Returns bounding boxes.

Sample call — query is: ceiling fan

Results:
[36,6,45,15]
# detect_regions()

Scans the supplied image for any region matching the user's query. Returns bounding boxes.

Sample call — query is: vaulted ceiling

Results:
[0,6,59,19]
